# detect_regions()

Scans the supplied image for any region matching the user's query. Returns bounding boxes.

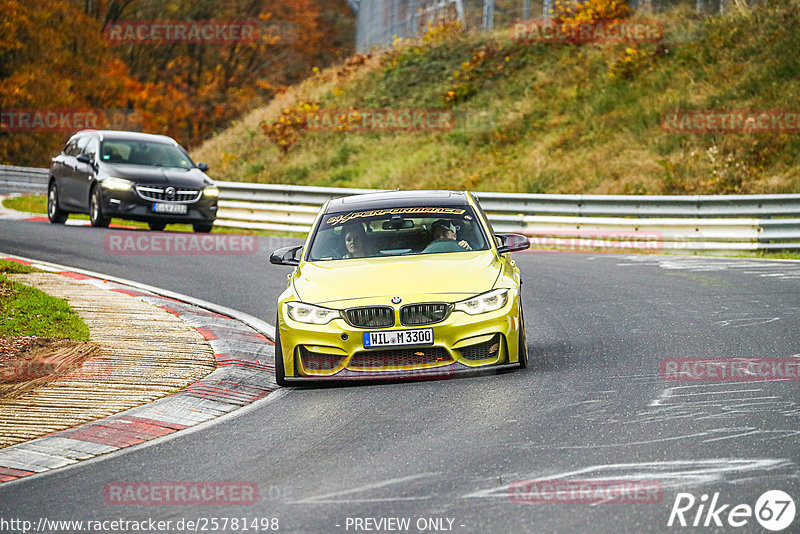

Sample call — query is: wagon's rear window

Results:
[307,206,489,261]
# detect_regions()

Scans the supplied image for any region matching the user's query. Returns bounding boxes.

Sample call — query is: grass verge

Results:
[0,260,90,341]
[3,195,45,213]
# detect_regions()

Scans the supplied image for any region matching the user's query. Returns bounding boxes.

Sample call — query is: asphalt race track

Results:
[1,218,799,533]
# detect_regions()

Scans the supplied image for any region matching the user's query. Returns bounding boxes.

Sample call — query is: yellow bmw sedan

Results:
[269,190,530,385]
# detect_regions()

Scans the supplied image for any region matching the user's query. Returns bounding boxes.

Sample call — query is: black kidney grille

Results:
[344,306,395,328]
[400,303,450,326]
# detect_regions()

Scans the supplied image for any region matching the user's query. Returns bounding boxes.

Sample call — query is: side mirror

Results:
[496,233,530,254]
[270,245,303,266]
[197,162,210,172]
[76,154,92,164]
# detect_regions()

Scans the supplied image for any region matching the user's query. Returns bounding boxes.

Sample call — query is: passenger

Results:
[422,219,472,253]
[342,223,370,258]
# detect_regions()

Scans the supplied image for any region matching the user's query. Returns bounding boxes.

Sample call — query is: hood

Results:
[100,163,212,187]
[293,250,502,306]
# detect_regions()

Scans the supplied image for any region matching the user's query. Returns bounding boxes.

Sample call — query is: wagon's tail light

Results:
[454,289,509,315]
[286,302,341,325]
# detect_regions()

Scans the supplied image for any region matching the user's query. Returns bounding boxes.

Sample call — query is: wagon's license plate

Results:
[152,203,187,214]
[363,328,433,348]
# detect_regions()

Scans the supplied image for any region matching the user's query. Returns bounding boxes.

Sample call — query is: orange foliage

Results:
[0,0,354,166]
[553,0,631,24]
[260,101,320,153]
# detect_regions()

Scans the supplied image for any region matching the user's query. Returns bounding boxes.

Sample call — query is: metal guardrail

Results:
[0,165,49,194]
[2,164,798,251]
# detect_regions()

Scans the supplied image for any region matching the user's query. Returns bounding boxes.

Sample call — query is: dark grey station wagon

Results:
[48,130,218,232]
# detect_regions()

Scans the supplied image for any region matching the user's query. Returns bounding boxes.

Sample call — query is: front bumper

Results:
[281,362,520,384]
[97,186,217,224]
[277,295,522,382]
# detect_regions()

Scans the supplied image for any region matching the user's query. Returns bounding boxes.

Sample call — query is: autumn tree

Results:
[79,0,355,145]
[0,0,354,166]
[0,0,159,165]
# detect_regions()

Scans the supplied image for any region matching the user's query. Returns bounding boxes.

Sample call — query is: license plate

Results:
[152,203,187,214]
[363,328,433,348]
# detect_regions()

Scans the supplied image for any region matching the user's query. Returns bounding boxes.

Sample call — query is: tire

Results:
[193,223,213,233]
[517,301,528,369]
[47,182,68,224]
[148,221,166,231]
[89,187,110,228]
[274,315,287,386]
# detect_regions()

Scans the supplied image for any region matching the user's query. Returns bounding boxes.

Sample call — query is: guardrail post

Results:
[543,0,554,20]
[482,0,494,30]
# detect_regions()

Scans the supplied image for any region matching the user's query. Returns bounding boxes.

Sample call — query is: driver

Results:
[422,219,472,253]
[342,223,370,258]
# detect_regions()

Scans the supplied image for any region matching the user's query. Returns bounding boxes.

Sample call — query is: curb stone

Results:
[0,255,277,484]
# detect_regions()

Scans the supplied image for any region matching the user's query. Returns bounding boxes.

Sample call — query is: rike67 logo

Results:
[668,490,795,531]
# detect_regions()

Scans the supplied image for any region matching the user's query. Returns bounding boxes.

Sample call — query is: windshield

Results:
[100,140,194,169]
[307,205,489,261]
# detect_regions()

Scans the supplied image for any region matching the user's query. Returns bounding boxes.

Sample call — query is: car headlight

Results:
[102,177,133,191]
[285,302,341,325]
[203,186,219,197]
[454,289,509,315]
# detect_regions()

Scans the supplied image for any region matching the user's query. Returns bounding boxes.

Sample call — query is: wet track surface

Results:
[1,219,799,533]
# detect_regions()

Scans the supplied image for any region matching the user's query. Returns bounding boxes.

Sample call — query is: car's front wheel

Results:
[517,302,528,369]
[47,182,68,224]
[193,223,213,233]
[89,187,110,228]
[274,315,287,386]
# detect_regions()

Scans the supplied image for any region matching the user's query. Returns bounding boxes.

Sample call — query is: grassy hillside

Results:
[192,0,800,195]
